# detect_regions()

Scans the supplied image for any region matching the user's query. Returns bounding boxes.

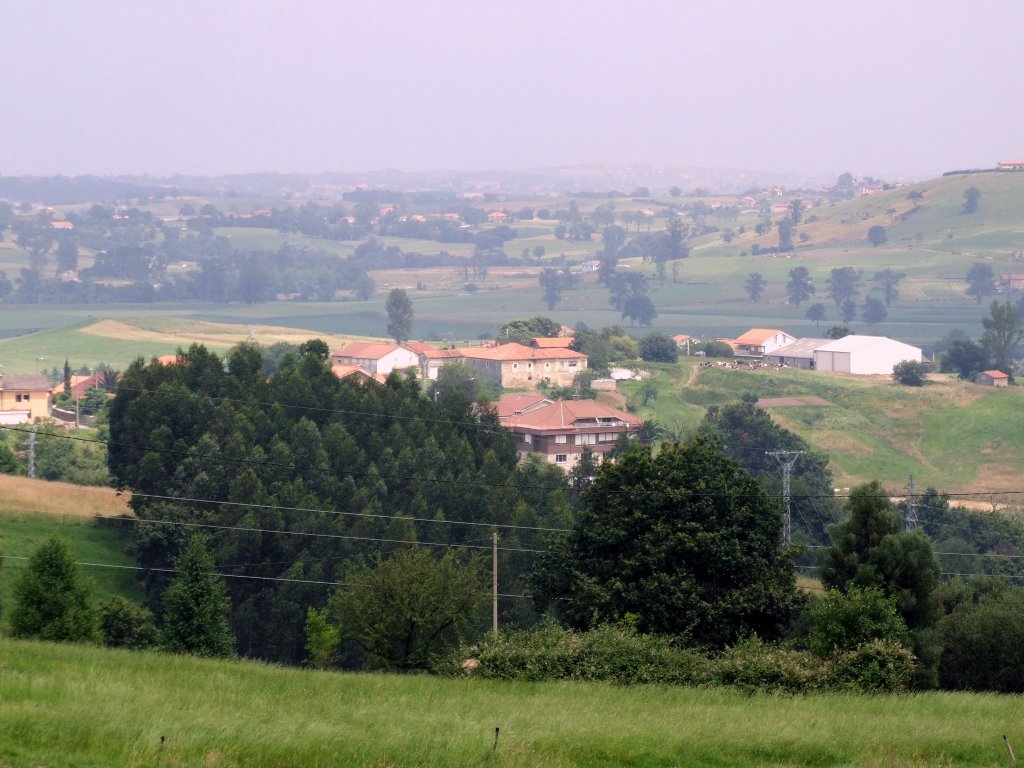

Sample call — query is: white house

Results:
[732,328,799,359]
[331,342,421,376]
[813,335,922,375]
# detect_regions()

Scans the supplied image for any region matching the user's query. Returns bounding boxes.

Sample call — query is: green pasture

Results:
[0,511,142,619]
[2,638,1023,767]
[624,362,1024,493]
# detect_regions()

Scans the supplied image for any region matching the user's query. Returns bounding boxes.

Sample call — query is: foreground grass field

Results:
[1,638,1022,767]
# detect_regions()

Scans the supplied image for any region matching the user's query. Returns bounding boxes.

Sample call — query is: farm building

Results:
[976,370,1010,387]
[765,338,831,370]
[813,335,922,375]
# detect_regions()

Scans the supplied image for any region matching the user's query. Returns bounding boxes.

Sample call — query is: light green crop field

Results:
[1,638,1022,767]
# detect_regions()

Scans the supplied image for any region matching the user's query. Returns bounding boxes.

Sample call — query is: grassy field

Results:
[621,360,1024,495]
[0,316,370,372]
[0,477,141,615]
[1,637,1023,767]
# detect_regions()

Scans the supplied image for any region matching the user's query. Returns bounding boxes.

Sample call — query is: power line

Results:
[0,554,548,599]
[117,514,547,554]
[7,424,1024,503]
[128,492,571,534]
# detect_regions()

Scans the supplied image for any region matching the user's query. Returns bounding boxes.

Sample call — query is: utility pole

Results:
[903,475,918,530]
[492,531,499,634]
[27,425,37,479]
[766,450,803,547]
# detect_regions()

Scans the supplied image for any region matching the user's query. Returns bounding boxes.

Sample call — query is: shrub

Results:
[893,360,928,386]
[805,587,907,657]
[829,640,916,693]
[439,620,709,686]
[99,597,160,650]
[639,333,678,363]
[938,594,1024,691]
[710,637,826,693]
[441,622,914,694]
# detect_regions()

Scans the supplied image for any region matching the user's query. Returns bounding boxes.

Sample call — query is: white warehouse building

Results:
[813,335,922,375]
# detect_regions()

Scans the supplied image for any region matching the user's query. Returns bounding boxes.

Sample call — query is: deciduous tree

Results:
[744,272,767,302]
[532,439,799,645]
[981,299,1023,377]
[965,263,996,304]
[329,548,486,671]
[785,266,815,307]
[385,288,414,343]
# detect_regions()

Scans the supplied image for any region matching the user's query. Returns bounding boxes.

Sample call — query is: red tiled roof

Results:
[981,370,1009,379]
[494,393,551,418]
[499,399,642,431]
[333,342,402,360]
[1,374,50,391]
[459,342,586,361]
[331,364,386,383]
[405,342,442,356]
[734,328,789,346]
[531,337,574,349]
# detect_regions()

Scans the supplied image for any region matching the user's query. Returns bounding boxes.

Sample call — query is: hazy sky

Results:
[3,0,1022,180]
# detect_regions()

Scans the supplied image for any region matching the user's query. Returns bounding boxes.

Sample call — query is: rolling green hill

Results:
[2,636,1022,767]
[620,360,1024,496]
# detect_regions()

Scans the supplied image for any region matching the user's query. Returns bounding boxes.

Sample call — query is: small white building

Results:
[813,335,922,375]
[331,342,421,376]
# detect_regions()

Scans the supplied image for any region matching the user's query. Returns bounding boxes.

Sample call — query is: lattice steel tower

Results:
[766,450,803,547]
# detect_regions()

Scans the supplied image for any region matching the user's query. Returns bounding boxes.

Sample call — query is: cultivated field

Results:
[2,637,1023,767]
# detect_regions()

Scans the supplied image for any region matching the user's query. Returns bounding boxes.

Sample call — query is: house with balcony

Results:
[496,394,642,469]
[732,328,798,359]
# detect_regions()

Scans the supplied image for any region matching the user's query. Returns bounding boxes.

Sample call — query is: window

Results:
[600,433,617,442]
[568,361,578,368]
[554,435,567,444]
[555,454,567,463]
[544,363,550,369]
[512,363,518,369]
[523,433,532,444]
[576,433,597,446]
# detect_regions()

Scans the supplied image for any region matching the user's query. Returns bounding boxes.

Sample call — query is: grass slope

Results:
[623,361,1024,493]
[0,476,140,621]
[2,637,1023,767]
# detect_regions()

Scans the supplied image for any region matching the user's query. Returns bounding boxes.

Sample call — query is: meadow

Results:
[1,637,1023,767]
[620,360,1024,495]
[0,476,140,616]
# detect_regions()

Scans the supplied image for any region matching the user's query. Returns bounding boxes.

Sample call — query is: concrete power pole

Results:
[27,425,38,479]
[903,475,919,530]
[766,450,803,547]
[492,531,499,634]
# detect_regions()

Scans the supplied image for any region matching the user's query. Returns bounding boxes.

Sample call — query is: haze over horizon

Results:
[3,0,1022,182]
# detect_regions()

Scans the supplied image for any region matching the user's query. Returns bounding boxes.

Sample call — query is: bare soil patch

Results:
[757,396,834,407]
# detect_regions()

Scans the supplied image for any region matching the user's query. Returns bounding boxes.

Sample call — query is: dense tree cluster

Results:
[107,342,571,663]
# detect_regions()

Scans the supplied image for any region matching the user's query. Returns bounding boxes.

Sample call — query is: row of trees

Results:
[4,533,231,657]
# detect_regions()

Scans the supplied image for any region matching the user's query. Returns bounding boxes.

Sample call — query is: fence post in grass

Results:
[492,726,500,756]
[1005,735,1016,764]
[156,735,165,768]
